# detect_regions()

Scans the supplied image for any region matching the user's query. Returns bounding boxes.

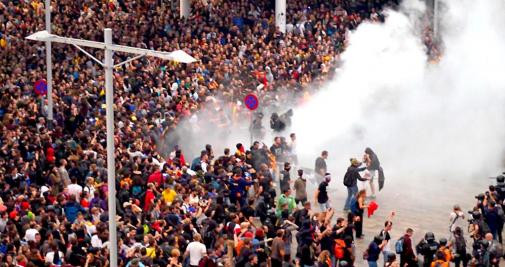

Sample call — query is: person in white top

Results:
[83,177,96,201]
[450,204,465,233]
[45,242,64,265]
[67,177,83,202]
[184,233,207,267]
[24,222,39,242]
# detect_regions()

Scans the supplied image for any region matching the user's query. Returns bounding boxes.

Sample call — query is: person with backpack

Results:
[398,228,417,267]
[365,235,384,267]
[449,205,465,234]
[449,227,469,267]
[343,158,368,212]
[415,232,439,267]
[350,189,368,239]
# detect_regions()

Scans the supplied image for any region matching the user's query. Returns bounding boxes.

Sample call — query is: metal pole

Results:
[104,28,118,267]
[250,112,253,147]
[180,0,190,18]
[275,0,286,33]
[433,0,438,41]
[45,0,53,126]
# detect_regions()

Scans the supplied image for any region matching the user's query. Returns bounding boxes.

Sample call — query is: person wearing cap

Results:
[343,158,368,212]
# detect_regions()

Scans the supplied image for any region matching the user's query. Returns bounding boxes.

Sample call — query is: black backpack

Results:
[343,170,353,187]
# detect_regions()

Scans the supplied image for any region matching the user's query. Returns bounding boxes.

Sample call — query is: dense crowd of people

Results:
[0,0,451,266]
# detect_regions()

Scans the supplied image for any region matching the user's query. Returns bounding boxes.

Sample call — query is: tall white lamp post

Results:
[45,0,53,125]
[27,29,197,267]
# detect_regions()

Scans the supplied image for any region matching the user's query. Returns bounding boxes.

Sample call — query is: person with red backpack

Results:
[334,217,354,266]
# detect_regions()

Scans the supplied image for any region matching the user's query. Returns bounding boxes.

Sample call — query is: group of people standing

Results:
[312,148,383,212]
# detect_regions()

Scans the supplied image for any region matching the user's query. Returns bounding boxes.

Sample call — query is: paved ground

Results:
[296,171,491,266]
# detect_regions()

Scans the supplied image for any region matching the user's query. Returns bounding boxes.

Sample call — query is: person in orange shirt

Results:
[430,251,449,267]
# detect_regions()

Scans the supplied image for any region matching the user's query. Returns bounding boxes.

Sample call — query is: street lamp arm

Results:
[26,31,198,63]
[72,44,105,67]
[113,54,145,68]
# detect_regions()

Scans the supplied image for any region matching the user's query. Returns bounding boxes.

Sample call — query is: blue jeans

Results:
[368,261,378,267]
[344,185,358,210]
[319,202,330,212]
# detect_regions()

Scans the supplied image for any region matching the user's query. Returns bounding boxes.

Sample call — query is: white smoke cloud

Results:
[292,0,505,184]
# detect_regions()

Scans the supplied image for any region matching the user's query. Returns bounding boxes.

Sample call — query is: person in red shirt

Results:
[147,169,163,187]
[46,144,55,165]
[400,228,418,266]
[144,183,156,211]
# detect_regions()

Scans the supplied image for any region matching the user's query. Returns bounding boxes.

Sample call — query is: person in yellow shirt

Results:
[162,184,177,204]
[145,236,156,258]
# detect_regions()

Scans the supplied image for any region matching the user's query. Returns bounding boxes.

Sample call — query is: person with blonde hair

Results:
[184,233,207,267]
[317,250,332,267]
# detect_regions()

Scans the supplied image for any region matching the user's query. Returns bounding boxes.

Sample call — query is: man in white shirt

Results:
[67,177,83,202]
[184,233,207,267]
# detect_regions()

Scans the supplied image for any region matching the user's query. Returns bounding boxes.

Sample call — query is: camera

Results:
[475,193,485,201]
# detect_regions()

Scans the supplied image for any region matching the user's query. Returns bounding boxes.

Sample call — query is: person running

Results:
[343,158,368,212]
[363,147,381,198]
[315,151,328,184]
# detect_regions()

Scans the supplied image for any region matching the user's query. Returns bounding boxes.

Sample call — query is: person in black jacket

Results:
[343,158,368,212]
[415,232,439,267]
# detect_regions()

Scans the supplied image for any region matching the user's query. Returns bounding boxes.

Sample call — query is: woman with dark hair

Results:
[363,147,381,198]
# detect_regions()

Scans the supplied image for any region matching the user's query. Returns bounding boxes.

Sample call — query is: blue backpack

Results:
[395,237,404,254]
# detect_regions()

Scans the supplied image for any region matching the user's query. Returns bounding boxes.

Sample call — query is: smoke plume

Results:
[292,0,505,185]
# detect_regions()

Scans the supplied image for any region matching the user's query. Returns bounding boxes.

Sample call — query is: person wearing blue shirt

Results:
[64,195,85,223]
[228,170,253,207]
[366,235,384,267]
